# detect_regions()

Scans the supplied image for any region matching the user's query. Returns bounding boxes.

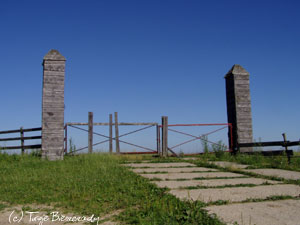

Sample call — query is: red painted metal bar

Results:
[120,151,157,155]
[158,123,231,128]
[170,127,226,149]
[168,126,227,140]
[169,126,228,150]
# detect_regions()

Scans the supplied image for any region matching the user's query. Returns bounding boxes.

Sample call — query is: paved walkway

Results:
[124,161,300,225]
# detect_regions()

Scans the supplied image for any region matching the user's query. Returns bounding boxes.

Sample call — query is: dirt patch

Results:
[169,184,300,203]
[205,199,300,225]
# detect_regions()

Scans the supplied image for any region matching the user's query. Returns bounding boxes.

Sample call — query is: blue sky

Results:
[1,0,300,151]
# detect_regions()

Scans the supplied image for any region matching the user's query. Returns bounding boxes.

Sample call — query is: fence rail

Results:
[238,141,300,148]
[238,133,300,163]
[0,127,42,153]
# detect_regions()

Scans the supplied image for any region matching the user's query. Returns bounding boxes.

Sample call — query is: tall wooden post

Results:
[42,49,66,160]
[156,125,161,155]
[88,112,93,153]
[64,125,68,154]
[114,112,120,154]
[20,127,24,155]
[109,114,113,153]
[162,116,168,157]
[225,64,253,153]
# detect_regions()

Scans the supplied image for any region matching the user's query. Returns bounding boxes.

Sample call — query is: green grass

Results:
[0,153,224,224]
[188,152,300,172]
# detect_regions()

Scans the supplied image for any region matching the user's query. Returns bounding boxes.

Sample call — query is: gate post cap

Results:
[43,49,66,61]
[225,64,249,78]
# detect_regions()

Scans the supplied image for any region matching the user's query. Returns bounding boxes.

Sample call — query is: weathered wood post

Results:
[88,112,93,153]
[20,127,24,155]
[109,114,113,153]
[64,125,68,154]
[114,112,120,154]
[161,116,168,157]
[225,64,253,153]
[42,49,66,160]
[156,125,161,155]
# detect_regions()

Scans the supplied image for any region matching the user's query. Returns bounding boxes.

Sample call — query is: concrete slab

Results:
[124,162,195,168]
[153,178,280,189]
[131,167,217,173]
[140,172,246,180]
[210,161,249,169]
[246,168,300,180]
[170,184,300,203]
[182,157,198,161]
[205,199,300,225]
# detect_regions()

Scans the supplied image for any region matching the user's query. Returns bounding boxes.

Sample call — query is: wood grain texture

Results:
[42,49,65,160]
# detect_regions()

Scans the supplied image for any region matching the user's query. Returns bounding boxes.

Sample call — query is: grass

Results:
[0,153,224,224]
[186,152,300,172]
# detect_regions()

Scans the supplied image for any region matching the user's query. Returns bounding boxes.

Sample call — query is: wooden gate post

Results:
[88,112,93,153]
[109,114,113,153]
[114,112,120,154]
[156,125,161,155]
[161,116,168,157]
[42,50,66,160]
[225,65,253,153]
[20,127,24,155]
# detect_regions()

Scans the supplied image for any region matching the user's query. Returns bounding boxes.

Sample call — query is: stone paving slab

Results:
[153,178,280,189]
[140,172,246,180]
[182,157,198,161]
[169,184,300,203]
[210,161,249,169]
[124,162,195,168]
[131,167,217,173]
[246,168,300,180]
[205,199,300,225]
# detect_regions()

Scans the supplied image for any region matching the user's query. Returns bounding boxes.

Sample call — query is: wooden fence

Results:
[238,133,300,163]
[0,127,42,154]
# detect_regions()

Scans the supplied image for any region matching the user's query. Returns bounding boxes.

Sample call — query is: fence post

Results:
[42,49,66,160]
[156,125,161,155]
[88,112,93,153]
[64,125,68,154]
[225,65,253,153]
[282,133,291,164]
[114,112,120,154]
[109,114,113,153]
[162,116,168,157]
[20,127,24,155]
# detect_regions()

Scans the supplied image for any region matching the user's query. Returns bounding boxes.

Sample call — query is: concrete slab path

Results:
[131,167,217,173]
[153,178,280,189]
[124,162,195,168]
[246,168,300,180]
[205,199,300,225]
[169,184,300,203]
[127,160,300,225]
[140,172,246,180]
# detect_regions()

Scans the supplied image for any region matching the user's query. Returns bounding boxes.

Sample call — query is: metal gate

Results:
[64,112,159,155]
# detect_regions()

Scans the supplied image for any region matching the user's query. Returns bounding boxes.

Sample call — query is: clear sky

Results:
[1,0,300,151]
